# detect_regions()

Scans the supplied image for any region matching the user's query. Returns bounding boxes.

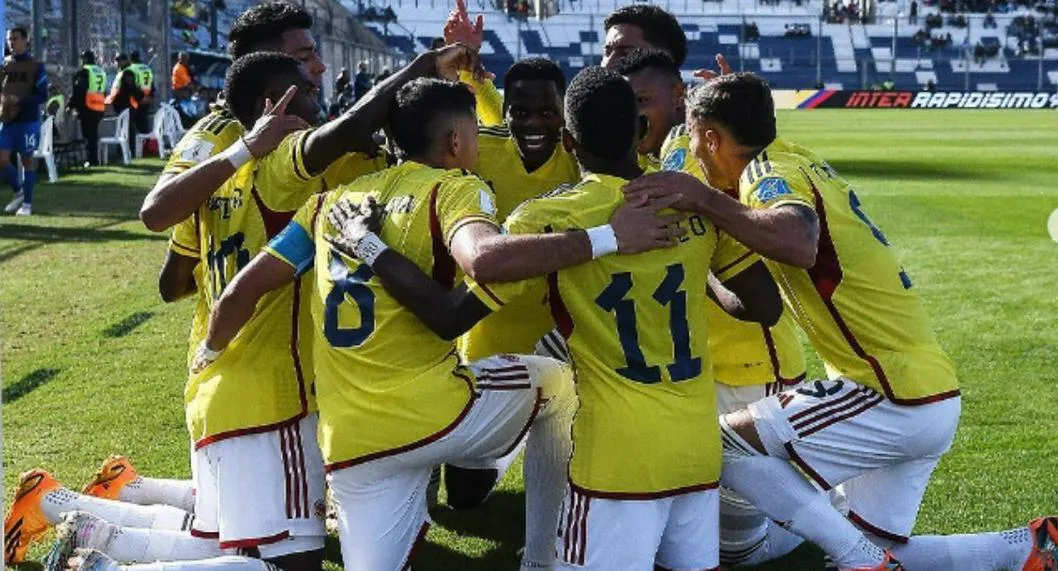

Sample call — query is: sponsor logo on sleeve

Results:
[177,138,216,162]
[754,177,793,203]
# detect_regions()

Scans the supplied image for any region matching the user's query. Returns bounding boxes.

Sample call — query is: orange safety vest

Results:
[84,64,106,112]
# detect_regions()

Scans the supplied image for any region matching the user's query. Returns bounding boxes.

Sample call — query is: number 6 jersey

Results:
[468,173,757,497]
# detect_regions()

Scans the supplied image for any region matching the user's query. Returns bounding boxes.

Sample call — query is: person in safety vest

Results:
[71,50,105,166]
[105,52,143,150]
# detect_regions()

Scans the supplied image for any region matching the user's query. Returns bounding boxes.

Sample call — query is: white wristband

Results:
[197,342,222,361]
[586,224,619,259]
[353,232,389,266]
[220,137,253,169]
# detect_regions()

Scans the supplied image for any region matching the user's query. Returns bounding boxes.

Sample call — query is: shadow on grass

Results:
[103,311,156,338]
[828,159,1005,182]
[3,368,61,403]
[416,489,527,570]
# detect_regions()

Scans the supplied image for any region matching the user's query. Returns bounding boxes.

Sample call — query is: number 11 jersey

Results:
[470,173,757,497]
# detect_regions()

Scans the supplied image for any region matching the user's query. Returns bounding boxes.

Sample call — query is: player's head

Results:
[225,52,320,129]
[228,2,326,87]
[686,72,776,188]
[615,49,684,157]
[502,57,567,168]
[6,26,29,55]
[130,50,141,63]
[601,5,686,68]
[390,78,478,170]
[563,67,640,173]
[81,50,96,65]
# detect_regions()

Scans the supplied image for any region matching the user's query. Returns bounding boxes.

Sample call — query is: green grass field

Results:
[3,109,1057,570]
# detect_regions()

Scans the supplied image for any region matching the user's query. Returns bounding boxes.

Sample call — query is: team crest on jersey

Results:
[177,138,215,163]
[662,148,687,172]
[754,177,792,203]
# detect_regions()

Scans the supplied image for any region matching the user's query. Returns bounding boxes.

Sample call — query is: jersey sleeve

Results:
[459,70,503,127]
[434,174,500,246]
[263,194,324,276]
[463,200,551,311]
[741,161,815,212]
[710,230,760,283]
[169,215,200,258]
[163,116,242,175]
[254,130,328,211]
[320,151,388,189]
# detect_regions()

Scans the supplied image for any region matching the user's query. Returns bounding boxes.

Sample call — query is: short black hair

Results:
[603,5,686,67]
[687,72,776,150]
[8,26,28,39]
[228,2,314,59]
[130,50,141,62]
[389,78,476,157]
[503,57,567,96]
[614,48,681,83]
[565,66,638,162]
[225,51,303,128]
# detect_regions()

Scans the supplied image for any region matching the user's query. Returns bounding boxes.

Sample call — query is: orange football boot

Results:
[851,552,905,571]
[4,469,61,565]
[1024,516,1058,571]
[81,455,139,500]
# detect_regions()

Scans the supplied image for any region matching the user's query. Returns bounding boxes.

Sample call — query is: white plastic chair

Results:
[136,110,168,158]
[33,116,58,182]
[163,104,187,144]
[99,109,131,165]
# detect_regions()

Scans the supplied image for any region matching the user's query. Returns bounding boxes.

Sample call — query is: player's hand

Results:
[693,54,733,82]
[443,0,485,52]
[623,171,714,213]
[326,196,383,259]
[431,42,490,82]
[609,192,688,255]
[190,341,223,374]
[242,86,309,158]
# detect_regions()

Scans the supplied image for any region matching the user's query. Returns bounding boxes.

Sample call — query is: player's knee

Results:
[20,157,34,169]
[720,410,767,459]
[443,464,499,510]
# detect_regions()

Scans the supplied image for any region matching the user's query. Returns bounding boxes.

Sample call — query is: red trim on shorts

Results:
[784,442,832,490]
[797,392,884,438]
[219,530,290,549]
[189,529,219,539]
[400,521,431,570]
[497,388,542,457]
[789,386,865,423]
[294,420,310,519]
[563,489,590,566]
[849,510,910,544]
[325,371,475,472]
[427,183,456,289]
[568,480,719,500]
[285,425,303,519]
[194,412,307,450]
[280,426,294,519]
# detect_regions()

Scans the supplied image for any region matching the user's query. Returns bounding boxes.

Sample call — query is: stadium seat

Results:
[98,109,131,166]
[33,116,58,183]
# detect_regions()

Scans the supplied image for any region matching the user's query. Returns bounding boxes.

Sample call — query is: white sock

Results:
[123,556,278,570]
[719,484,800,566]
[42,488,193,530]
[881,527,1034,571]
[118,478,195,513]
[521,359,576,568]
[719,423,884,570]
[106,527,225,563]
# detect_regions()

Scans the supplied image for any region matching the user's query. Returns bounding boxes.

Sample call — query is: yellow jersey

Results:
[457,125,581,361]
[265,161,500,470]
[163,108,243,370]
[738,137,958,404]
[661,125,806,386]
[459,71,504,127]
[187,130,379,447]
[470,173,756,497]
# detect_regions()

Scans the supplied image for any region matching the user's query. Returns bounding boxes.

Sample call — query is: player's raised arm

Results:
[298,44,485,175]
[444,0,503,126]
[139,84,306,232]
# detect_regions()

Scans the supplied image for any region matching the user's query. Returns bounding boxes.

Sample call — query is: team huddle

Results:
[4,2,1057,571]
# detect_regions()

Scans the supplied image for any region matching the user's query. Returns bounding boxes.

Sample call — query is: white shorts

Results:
[747,378,961,540]
[715,380,798,415]
[191,413,326,558]
[328,354,569,571]
[556,486,719,570]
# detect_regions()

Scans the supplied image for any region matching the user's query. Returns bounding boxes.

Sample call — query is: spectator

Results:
[430,37,446,50]
[71,49,106,167]
[128,51,154,148]
[910,0,919,23]
[353,60,372,100]
[104,52,144,151]
[171,51,196,96]
[925,78,936,91]
[334,67,350,95]
[375,67,392,82]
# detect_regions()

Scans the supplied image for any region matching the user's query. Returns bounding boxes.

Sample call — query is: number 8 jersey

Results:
[737,137,958,404]
[470,173,757,497]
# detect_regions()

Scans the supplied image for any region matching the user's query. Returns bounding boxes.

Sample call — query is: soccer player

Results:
[1,25,47,216]
[197,72,682,569]
[618,49,809,566]
[600,4,686,69]
[625,72,1058,571]
[326,65,784,571]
